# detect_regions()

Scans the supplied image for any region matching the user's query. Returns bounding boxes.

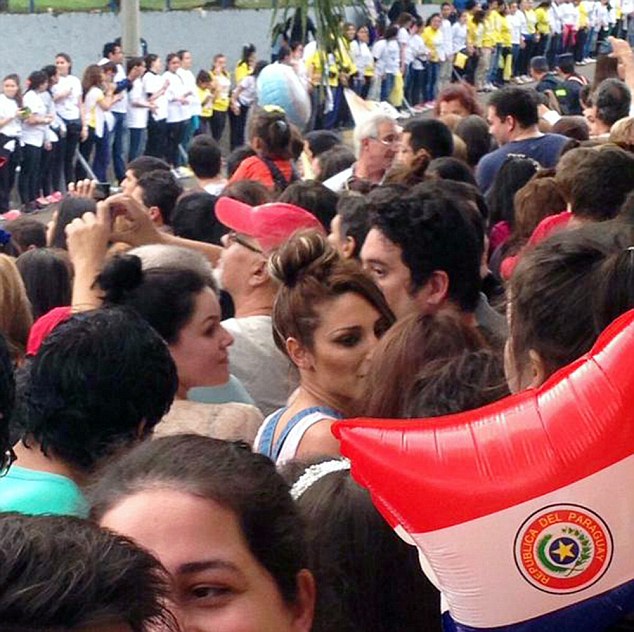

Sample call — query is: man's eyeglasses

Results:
[0,447,16,478]
[226,231,263,254]
[370,134,400,146]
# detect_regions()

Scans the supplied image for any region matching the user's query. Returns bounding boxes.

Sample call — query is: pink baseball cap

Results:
[215,198,325,252]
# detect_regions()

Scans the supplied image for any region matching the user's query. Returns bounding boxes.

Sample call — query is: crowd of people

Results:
[3,3,634,630]
[2,0,632,214]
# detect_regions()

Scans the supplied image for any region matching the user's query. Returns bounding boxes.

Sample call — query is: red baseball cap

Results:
[215,198,325,252]
[26,306,73,357]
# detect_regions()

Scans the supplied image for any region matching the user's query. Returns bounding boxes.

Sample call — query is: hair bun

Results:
[97,255,144,303]
[268,231,339,288]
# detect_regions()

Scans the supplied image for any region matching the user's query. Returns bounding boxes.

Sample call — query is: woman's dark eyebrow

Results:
[177,559,241,576]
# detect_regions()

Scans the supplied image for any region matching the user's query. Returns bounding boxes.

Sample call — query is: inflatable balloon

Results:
[333,309,634,632]
[256,63,311,129]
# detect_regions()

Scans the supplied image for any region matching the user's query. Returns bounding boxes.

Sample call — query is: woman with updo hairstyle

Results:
[254,231,395,465]
[91,434,316,632]
[283,457,441,632]
[228,108,299,191]
[96,254,263,443]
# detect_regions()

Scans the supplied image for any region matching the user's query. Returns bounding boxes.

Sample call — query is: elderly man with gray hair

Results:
[322,112,400,191]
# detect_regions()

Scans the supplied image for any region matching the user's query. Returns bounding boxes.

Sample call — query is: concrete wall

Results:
[0,4,439,81]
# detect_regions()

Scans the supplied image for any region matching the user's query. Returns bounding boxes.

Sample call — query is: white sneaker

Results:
[586,57,596,63]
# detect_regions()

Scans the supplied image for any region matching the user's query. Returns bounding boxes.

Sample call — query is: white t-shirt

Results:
[518,9,530,35]
[508,12,523,44]
[21,90,48,147]
[373,38,400,75]
[350,40,374,76]
[560,2,578,26]
[236,75,258,107]
[222,315,298,417]
[40,91,59,144]
[52,74,82,121]
[143,72,167,121]
[177,67,200,117]
[442,19,454,56]
[408,33,428,69]
[203,181,227,196]
[110,63,128,115]
[0,94,21,138]
[452,21,468,53]
[548,3,563,33]
[127,77,149,129]
[84,86,106,138]
[164,71,188,123]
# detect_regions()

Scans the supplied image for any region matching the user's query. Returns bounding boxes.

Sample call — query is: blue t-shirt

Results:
[0,465,88,517]
[476,134,569,193]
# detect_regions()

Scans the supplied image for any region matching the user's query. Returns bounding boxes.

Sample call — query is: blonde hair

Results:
[609,116,634,146]
[0,254,33,361]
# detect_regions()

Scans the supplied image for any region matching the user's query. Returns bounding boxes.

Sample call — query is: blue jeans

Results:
[405,65,425,105]
[487,45,502,84]
[110,111,127,182]
[424,62,439,102]
[583,27,596,58]
[511,44,521,76]
[128,128,146,162]
[380,73,395,102]
[79,126,110,183]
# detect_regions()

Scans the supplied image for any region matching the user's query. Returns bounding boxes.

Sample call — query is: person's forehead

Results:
[487,105,500,120]
[378,121,397,136]
[364,227,403,259]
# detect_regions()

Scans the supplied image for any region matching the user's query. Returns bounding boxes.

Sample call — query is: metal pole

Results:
[121,0,141,58]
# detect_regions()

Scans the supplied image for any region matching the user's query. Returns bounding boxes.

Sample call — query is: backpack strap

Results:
[260,156,299,191]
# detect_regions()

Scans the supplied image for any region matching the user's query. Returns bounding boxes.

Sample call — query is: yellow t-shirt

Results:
[578,2,589,28]
[423,26,442,61]
[197,86,213,118]
[490,10,503,44]
[309,41,356,87]
[211,70,231,112]
[467,13,478,46]
[481,14,496,47]
[235,61,251,85]
[535,6,551,34]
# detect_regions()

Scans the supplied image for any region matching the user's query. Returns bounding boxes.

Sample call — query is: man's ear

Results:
[248,257,269,288]
[423,270,450,307]
[341,236,357,260]
[286,337,314,371]
[148,206,163,226]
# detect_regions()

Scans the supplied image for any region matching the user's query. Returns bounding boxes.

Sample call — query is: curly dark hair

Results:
[367,181,481,313]
[0,512,176,631]
[20,307,178,472]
